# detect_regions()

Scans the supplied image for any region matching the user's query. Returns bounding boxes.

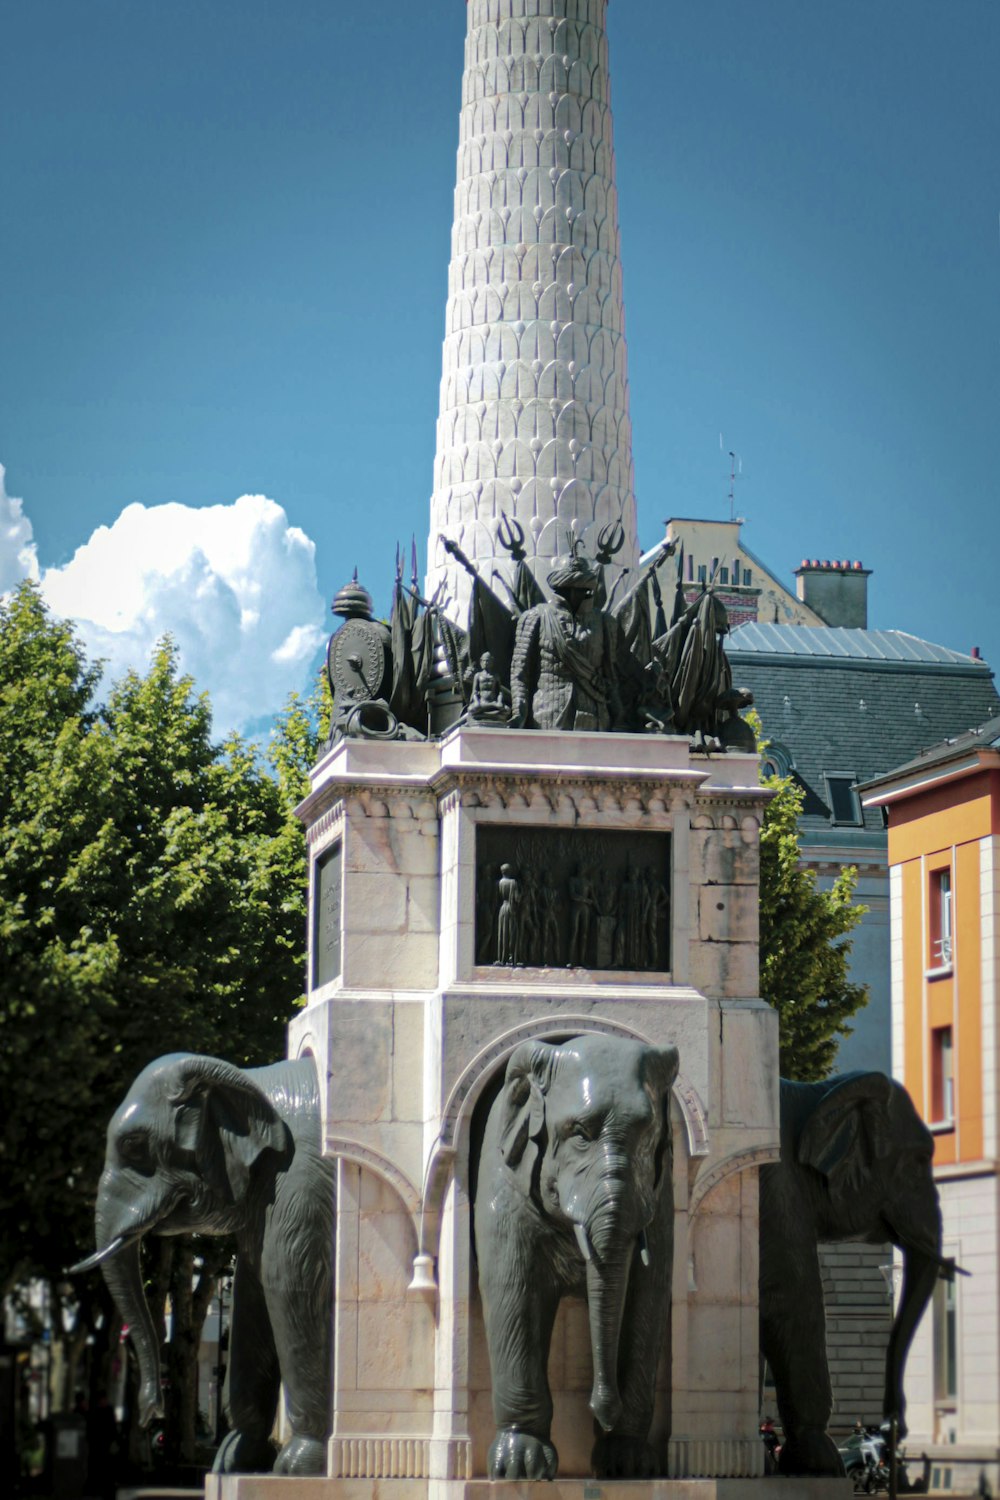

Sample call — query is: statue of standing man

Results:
[510,551,622,732]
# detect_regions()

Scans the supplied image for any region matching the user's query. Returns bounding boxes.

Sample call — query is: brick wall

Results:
[820,1241,894,1431]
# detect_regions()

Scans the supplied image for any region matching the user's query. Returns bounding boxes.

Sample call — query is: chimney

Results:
[794,558,871,628]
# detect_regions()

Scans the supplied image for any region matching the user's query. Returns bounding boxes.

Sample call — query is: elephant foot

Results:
[212,1429,277,1474]
[489,1427,559,1480]
[592,1433,660,1479]
[779,1429,846,1477]
[273,1434,327,1475]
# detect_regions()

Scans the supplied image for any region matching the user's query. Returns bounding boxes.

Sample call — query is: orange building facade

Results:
[863,720,1000,1487]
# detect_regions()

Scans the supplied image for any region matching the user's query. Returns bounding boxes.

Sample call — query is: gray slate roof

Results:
[727,626,1000,835]
[730,622,981,667]
[859,711,1000,791]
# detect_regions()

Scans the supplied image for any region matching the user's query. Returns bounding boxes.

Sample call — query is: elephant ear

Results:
[641,1045,679,1190]
[797,1072,894,1204]
[497,1041,558,1193]
[161,1054,288,1204]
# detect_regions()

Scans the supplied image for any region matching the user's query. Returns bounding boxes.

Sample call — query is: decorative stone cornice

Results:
[432,766,705,818]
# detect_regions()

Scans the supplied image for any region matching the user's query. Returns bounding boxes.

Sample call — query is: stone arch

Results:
[326,1135,422,1228]
[687,1144,782,1222]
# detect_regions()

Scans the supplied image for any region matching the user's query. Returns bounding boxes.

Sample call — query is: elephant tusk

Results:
[66,1236,132,1275]
[574,1222,593,1263]
[638,1229,651,1268]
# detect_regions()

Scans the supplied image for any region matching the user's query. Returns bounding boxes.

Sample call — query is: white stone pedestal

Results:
[207,1475,852,1500]
[284,728,778,1486]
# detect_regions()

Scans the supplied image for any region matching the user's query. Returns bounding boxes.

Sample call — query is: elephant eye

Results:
[118,1131,150,1169]
[569,1117,599,1142]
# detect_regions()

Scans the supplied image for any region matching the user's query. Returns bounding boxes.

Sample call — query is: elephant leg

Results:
[213,1261,280,1474]
[592,1207,672,1478]
[266,1274,333,1476]
[482,1259,561,1480]
[760,1235,842,1476]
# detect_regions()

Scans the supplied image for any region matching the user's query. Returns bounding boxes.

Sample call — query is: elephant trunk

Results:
[884,1246,940,1438]
[95,1203,163,1428]
[584,1206,633,1433]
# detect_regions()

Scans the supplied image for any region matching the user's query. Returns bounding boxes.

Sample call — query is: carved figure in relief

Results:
[614,862,647,970]
[495,863,523,967]
[642,866,669,969]
[474,1035,679,1481]
[539,881,561,966]
[510,552,622,732]
[68,1054,335,1477]
[760,1073,950,1477]
[593,869,619,969]
[476,863,499,964]
[566,864,596,968]
[519,866,541,966]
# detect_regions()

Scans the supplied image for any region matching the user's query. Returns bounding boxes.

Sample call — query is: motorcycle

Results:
[837,1425,887,1492]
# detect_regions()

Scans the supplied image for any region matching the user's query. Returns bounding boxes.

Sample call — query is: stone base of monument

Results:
[273,728,780,1491]
[206,1479,851,1500]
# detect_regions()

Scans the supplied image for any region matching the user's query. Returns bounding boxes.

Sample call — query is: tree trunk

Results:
[164,1238,227,1466]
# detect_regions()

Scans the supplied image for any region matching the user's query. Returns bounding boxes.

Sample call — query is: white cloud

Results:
[39,494,326,733]
[0,465,40,592]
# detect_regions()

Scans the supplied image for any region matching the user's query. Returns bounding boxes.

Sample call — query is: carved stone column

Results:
[427,0,639,613]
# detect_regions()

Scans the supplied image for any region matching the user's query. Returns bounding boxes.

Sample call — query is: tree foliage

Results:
[0,581,321,1456]
[754,714,869,1081]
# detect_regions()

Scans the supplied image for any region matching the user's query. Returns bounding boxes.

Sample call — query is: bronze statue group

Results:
[326,517,754,750]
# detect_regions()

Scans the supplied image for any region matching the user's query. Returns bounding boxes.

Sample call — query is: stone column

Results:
[427,0,639,614]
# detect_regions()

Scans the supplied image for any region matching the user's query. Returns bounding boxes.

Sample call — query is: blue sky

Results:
[2,0,998,732]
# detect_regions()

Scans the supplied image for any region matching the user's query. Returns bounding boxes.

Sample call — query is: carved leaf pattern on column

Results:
[428,0,639,613]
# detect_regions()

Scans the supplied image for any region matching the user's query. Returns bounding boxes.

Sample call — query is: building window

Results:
[697,564,707,583]
[760,741,793,780]
[825,773,862,825]
[933,1274,958,1403]
[743,567,752,586]
[929,867,953,969]
[719,566,729,584]
[930,1026,954,1127]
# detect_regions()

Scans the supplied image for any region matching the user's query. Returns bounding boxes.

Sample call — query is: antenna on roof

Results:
[720,434,742,521]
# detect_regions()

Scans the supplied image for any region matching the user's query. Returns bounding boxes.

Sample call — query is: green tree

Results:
[754,714,869,1080]
[0,583,317,1456]
[0,581,116,1293]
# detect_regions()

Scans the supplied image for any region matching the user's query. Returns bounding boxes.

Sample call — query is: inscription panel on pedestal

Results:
[313,840,342,987]
[475,826,671,972]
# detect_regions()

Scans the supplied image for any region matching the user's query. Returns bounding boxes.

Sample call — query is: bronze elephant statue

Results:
[760,1072,943,1476]
[473,1033,679,1480]
[70,1053,335,1476]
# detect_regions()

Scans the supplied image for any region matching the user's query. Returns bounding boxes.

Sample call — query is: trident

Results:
[497,511,527,562]
[595,517,626,565]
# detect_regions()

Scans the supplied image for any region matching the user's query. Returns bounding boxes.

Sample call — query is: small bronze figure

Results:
[613,861,647,970]
[566,864,597,967]
[494,863,522,967]
[467,651,512,724]
[593,868,619,969]
[642,865,669,969]
[539,881,561,966]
